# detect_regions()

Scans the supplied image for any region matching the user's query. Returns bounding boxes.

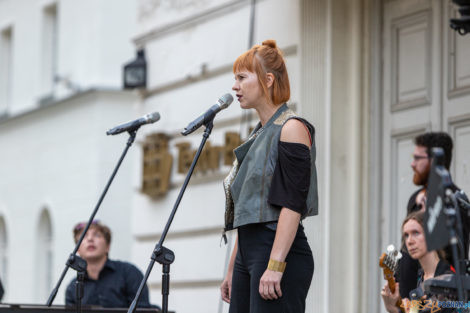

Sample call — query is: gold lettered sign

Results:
[194,141,222,173]
[141,133,173,198]
[176,132,241,174]
[141,131,243,198]
[223,132,241,165]
[175,142,193,174]
[175,141,222,174]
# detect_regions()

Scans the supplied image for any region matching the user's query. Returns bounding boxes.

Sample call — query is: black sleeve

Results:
[65,279,76,306]
[268,141,311,215]
[407,189,423,214]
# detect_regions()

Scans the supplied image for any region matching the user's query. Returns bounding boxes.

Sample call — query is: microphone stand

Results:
[46,130,138,307]
[74,259,87,313]
[444,188,466,309]
[127,120,215,313]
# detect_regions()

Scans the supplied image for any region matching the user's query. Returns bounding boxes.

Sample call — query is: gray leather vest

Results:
[223,104,318,231]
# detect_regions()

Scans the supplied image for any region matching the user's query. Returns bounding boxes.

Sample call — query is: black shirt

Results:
[268,141,311,216]
[65,259,152,308]
[410,260,454,313]
[413,259,453,297]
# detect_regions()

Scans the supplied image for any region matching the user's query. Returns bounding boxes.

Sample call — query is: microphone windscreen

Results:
[147,112,161,123]
[219,93,234,109]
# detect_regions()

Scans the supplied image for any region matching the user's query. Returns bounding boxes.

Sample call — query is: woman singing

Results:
[220,39,318,313]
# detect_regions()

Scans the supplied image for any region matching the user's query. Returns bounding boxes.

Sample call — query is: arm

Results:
[220,236,238,303]
[259,119,311,300]
[259,209,300,300]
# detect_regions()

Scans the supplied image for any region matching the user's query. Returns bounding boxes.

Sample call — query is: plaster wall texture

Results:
[0,91,139,303]
[0,0,137,114]
[0,0,142,304]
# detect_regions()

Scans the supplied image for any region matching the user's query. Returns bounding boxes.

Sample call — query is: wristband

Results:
[268,259,287,273]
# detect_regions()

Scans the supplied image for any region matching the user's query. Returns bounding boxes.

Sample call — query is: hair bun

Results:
[262,39,277,49]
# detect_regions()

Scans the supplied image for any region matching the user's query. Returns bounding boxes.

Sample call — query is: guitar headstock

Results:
[380,245,405,313]
[379,245,402,275]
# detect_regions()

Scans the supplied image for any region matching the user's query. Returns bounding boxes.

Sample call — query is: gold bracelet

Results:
[268,259,287,273]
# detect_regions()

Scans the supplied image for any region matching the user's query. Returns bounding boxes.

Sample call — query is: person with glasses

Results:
[397,132,468,300]
[65,221,153,308]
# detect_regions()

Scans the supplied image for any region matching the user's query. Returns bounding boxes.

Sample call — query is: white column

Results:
[300,0,331,312]
[301,0,371,312]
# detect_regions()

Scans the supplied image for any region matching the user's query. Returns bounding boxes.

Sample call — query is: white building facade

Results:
[0,0,469,313]
[0,0,140,304]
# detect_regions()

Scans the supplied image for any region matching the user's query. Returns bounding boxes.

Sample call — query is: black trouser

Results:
[229,223,314,313]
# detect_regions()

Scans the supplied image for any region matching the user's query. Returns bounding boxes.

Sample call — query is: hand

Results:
[402,298,411,313]
[381,282,401,313]
[220,271,233,303]
[259,269,283,300]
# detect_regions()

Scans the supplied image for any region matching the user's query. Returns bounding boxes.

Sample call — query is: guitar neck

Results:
[380,249,405,313]
[386,277,404,311]
[382,264,404,312]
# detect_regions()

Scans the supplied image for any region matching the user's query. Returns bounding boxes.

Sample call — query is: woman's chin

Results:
[410,251,424,260]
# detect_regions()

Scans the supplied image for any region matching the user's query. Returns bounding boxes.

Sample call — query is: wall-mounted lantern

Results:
[123,49,147,89]
[451,0,470,35]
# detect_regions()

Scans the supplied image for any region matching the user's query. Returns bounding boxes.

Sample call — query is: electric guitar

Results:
[379,245,405,313]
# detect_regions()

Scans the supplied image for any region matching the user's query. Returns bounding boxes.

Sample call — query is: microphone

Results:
[106,112,160,135]
[455,190,470,211]
[181,93,233,136]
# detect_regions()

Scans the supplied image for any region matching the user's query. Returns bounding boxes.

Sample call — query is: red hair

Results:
[233,39,290,105]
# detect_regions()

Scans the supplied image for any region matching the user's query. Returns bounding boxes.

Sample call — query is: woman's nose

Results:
[406,237,414,247]
[232,82,239,91]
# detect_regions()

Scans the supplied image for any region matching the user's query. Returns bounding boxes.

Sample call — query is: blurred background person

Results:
[65,221,153,308]
[397,132,468,299]
[382,211,453,313]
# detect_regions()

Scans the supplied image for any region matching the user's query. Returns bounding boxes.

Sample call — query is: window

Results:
[36,209,53,302]
[0,27,13,112]
[41,3,58,95]
[0,217,8,297]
